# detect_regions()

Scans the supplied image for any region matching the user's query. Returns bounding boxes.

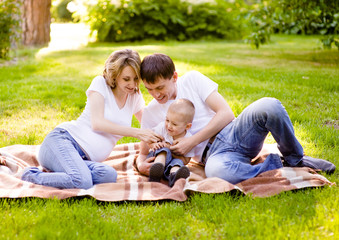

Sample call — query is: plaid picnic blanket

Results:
[0,143,334,201]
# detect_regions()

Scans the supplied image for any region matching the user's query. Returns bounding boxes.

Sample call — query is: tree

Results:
[21,0,51,46]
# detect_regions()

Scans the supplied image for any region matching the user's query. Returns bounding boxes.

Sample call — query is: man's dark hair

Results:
[140,53,175,83]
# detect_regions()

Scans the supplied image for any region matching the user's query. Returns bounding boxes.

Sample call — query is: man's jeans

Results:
[22,128,117,189]
[148,147,184,180]
[205,97,303,184]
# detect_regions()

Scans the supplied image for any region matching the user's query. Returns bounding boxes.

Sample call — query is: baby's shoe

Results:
[149,163,164,182]
[168,166,190,187]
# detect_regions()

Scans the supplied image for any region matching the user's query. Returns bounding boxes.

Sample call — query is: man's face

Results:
[143,72,177,104]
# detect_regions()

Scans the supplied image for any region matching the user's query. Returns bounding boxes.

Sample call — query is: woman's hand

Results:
[136,129,163,144]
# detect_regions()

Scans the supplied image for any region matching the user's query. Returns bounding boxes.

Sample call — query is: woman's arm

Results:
[88,91,162,143]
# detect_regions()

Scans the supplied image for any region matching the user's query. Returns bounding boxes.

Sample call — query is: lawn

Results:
[0,34,338,239]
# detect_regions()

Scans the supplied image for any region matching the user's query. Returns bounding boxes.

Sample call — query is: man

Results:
[136,53,335,184]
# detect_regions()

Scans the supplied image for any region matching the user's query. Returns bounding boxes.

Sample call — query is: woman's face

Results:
[115,66,139,94]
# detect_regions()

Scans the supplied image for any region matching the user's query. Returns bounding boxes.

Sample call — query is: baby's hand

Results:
[163,142,171,148]
[150,141,166,151]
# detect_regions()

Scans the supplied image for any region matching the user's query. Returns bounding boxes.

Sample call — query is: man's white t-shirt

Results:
[58,76,145,162]
[152,122,195,158]
[142,71,218,162]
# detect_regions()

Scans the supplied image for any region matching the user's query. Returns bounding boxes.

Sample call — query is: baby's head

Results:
[165,99,195,137]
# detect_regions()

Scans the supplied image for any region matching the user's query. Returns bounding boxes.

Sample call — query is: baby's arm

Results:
[149,141,171,151]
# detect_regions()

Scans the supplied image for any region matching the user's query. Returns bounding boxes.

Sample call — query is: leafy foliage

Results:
[245,0,339,49]
[0,0,21,59]
[51,0,74,22]
[270,0,339,35]
[80,0,245,42]
[244,3,272,49]
[321,35,339,50]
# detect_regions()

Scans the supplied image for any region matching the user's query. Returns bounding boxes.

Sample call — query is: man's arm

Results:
[170,91,235,155]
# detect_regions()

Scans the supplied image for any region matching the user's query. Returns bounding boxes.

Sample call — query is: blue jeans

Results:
[205,97,303,184]
[147,147,184,180]
[22,128,117,189]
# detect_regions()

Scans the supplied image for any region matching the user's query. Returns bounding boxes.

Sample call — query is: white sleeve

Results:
[186,71,218,101]
[141,100,169,129]
[141,106,156,129]
[152,122,165,135]
[86,76,108,99]
[132,92,145,114]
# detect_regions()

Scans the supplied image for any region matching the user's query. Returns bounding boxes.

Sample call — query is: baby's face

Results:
[165,110,189,137]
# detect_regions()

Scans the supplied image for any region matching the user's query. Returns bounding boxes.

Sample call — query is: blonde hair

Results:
[168,98,195,123]
[103,49,141,90]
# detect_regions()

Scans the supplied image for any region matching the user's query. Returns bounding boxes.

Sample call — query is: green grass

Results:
[0,34,338,239]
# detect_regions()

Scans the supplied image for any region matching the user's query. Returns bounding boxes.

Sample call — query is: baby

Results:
[148,98,195,187]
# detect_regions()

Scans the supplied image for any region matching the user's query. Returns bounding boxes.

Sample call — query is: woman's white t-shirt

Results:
[58,76,145,162]
[141,70,218,162]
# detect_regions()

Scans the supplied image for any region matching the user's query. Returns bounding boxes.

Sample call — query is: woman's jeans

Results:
[205,97,304,184]
[22,128,117,189]
[147,147,184,180]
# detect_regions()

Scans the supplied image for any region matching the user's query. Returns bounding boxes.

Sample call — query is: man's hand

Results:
[136,154,155,176]
[170,137,195,156]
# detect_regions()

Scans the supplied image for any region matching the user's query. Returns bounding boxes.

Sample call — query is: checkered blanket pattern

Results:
[0,143,334,201]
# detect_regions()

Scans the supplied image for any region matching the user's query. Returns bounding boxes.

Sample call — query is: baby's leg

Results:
[154,152,167,165]
[170,166,179,174]
[149,148,171,182]
[165,158,190,187]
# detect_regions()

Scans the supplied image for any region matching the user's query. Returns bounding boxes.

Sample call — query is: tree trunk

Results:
[21,0,51,46]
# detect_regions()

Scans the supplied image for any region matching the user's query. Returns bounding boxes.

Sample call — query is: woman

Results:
[21,49,162,189]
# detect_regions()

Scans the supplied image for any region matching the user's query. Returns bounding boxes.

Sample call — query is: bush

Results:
[0,0,21,59]
[270,0,339,35]
[245,0,339,49]
[79,0,245,42]
[321,35,339,50]
[244,3,272,49]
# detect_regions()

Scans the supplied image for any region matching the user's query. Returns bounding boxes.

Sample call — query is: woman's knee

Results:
[91,164,117,184]
[70,174,93,189]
